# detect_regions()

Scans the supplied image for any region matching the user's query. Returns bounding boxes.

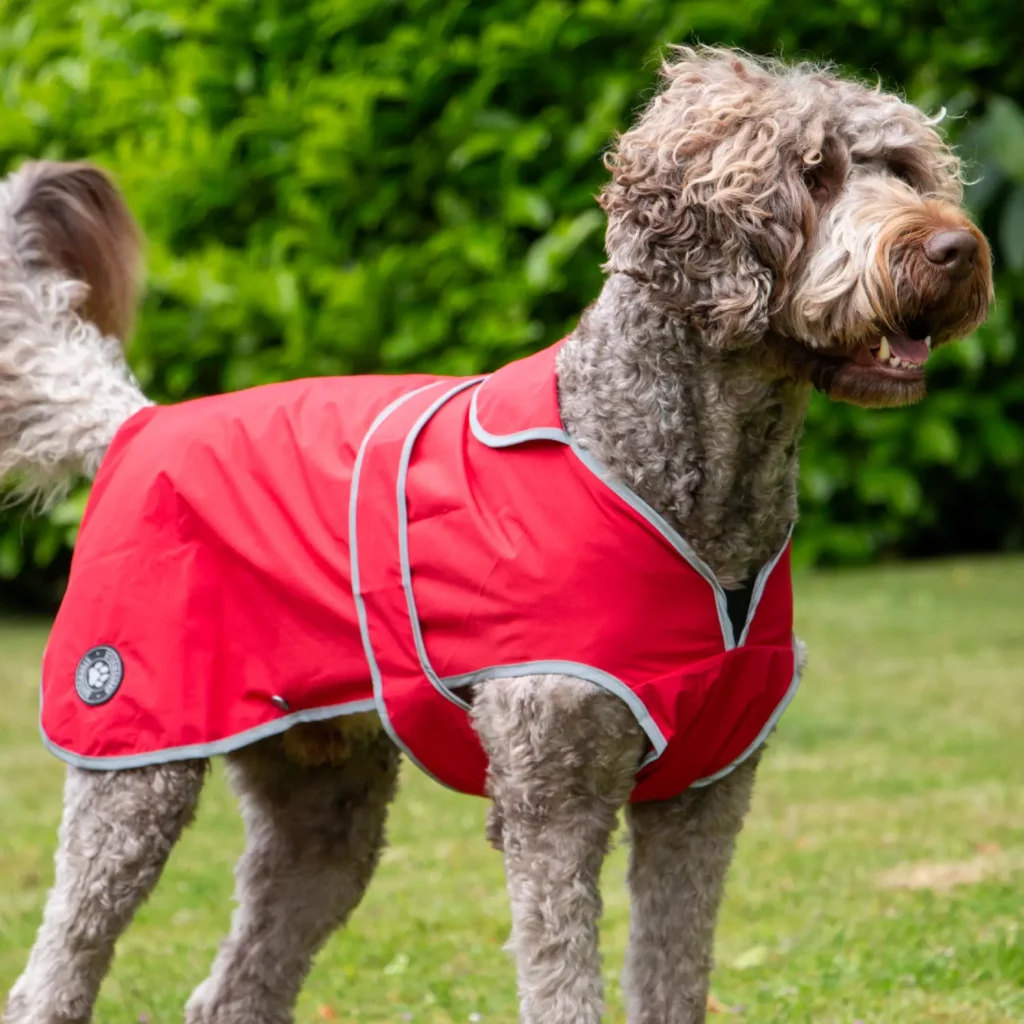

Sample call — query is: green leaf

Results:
[525,210,604,291]
[984,97,1024,182]
[0,530,24,579]
[914,417,960,465]
[999,186,1024,270]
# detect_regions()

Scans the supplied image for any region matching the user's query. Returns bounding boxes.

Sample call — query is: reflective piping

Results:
[468,383,571,447]
[39,695,378,772]
[566,442,737,649]
[396,378,487,714]
[737,523,795,646]
[469,368,801,789]
[469,383,736,648]
[350,381,458,788]
[688,634,803,788]
[443,661,667,768]
[395,381,667,766]
[41,382,452,774]
[468,375,793,651]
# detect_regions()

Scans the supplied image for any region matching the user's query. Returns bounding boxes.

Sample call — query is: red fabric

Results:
[41,344,797,800]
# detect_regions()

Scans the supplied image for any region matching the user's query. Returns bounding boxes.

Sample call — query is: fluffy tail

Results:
[0,161,148,503]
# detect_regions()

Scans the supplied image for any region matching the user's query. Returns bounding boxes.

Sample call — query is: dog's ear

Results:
[14,161,141,340]
[599,47,810,347]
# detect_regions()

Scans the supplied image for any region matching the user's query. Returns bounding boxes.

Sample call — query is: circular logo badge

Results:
[74,646,124,706]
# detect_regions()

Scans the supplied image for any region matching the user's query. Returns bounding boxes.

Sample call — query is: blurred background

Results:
[1,0,1023,608]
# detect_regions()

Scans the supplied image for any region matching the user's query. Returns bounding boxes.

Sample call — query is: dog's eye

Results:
[889,163,916,188]
[802,166,829,199]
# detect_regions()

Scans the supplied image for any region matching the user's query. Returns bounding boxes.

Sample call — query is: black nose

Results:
[924,229,978,281]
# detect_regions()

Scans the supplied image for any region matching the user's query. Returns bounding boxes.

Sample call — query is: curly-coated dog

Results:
[1,48,991,1024]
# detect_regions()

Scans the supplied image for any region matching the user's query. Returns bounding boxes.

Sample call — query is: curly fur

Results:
[0,162,145,503]
[3,761,205,1024]
[623,754,761,1024]
[184,733,399,1024]
[2,47,991,1024]
[473,677,647,1024]
[558,275,809,586]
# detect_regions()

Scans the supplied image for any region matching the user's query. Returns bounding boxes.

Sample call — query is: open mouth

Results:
[780,316,943,407]
[817,316,936,384]
[851,328,932,380]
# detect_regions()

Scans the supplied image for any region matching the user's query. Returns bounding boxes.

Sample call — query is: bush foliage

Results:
[1,0,1022,604]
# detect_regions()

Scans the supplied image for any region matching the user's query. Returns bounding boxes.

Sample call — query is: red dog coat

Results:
[41,343,799,801]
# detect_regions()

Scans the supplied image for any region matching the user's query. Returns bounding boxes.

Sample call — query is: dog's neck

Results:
[557,273,810,589]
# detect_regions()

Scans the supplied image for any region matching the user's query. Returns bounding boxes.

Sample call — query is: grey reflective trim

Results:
[467,384,794,653]
[737,523,795,647]
[443,660,668,767]
[41,381,448,776]
[396,378,487,714]
[465,372,803,782]
[688,635,803,789]
[565,442,738,650]
[349,380,457,789]
[393,377,668,774]
[39,696,378,772]
[468,382,571,447]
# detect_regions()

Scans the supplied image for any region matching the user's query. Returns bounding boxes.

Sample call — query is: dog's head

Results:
[600,47,993,407]
[0,160,140,341]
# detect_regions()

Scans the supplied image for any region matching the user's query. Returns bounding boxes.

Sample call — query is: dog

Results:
[0,47,992,1024]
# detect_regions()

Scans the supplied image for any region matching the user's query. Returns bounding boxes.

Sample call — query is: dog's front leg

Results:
[473,675,644,1024]
[622,755,761,1024]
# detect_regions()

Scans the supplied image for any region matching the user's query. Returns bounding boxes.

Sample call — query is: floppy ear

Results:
[599,48,810,347]
[14,161,141,340]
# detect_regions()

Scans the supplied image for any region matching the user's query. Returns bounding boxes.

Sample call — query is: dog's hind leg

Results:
[184,725,399,1024]
[473,675,645,1024]
[3,760,207,1024]
[622,755,761,1024]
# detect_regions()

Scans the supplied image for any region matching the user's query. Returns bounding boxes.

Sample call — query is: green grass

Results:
[1,557,1022,1023]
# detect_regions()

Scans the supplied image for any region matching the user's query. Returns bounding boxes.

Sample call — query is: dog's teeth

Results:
[925,335,932,349]
[889,356,901,368]
[878,337,891,361]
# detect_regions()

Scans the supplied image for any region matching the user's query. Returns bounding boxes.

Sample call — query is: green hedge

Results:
[2,0,1023,607]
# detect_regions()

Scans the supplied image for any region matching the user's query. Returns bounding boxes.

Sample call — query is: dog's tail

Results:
[0,161,147,504]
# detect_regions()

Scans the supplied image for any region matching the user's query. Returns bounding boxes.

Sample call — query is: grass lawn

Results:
[1,556,1022,1023]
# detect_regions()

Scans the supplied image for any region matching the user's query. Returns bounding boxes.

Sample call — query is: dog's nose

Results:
[924,229,978,280]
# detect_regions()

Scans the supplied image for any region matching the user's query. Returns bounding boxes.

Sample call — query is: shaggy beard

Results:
[773,193,992,409]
